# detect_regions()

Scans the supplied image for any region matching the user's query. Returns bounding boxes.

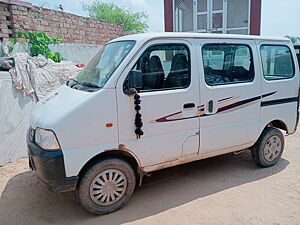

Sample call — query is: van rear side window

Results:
[202,44,254,86]
[260,45,295,80]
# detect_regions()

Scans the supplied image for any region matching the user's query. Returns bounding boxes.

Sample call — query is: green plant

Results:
[83,1,148,34]
[17,32,64,62]
[4,37,18,54]
[285,35,300,45]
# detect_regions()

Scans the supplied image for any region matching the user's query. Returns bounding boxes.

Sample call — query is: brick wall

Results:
[0,3,13,40]
[0,0,126,45]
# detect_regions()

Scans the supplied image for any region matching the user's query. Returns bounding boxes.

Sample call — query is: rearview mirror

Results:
[124,70,143,95]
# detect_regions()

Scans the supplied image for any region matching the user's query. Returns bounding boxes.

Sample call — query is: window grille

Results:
[174,0,250,34]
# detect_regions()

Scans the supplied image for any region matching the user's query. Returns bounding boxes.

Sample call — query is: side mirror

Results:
[124,70,143,95]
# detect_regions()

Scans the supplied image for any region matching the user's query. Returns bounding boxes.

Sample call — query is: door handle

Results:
[183,103,195,109]
[208,100,214,113]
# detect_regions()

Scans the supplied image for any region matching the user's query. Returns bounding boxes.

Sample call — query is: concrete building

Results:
[164,0,261,35]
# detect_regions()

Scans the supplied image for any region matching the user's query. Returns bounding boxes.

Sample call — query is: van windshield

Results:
[74,41,135,89]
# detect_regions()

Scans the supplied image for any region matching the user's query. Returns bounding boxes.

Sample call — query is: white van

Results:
[27,33,300,214]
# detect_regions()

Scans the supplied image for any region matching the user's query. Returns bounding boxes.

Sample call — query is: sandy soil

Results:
[0,130,299,225]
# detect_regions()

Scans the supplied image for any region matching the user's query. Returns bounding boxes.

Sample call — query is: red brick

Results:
[41,20,48,26]
[1,28,12,34]
[1,11,10,16]
[0,33,9,38]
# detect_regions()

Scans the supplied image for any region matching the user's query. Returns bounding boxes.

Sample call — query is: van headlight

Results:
[35,128,60,150]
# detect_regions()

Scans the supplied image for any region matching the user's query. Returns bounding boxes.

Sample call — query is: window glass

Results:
[260,45,294,80]
[202,44,254,86]
[76,41,135,88]
[131,44,190,91]
[234,47,251,69]
[202,50,224,70]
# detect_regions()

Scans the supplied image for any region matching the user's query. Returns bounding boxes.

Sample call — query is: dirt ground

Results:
[0,130,300,225]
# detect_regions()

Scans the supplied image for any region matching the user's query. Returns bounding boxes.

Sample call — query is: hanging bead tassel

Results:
[134,93,144,139]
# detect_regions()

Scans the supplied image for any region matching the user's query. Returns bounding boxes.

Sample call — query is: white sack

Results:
[9,53,81,100]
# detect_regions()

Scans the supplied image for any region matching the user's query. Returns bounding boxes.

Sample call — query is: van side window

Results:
[260,45,294,80]
[202,44,254,86]
[132,44,190,91]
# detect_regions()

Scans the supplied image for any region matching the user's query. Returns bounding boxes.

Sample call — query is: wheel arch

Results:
[265,120,288,133]
[254,120,288,146]
[77,147,144,185]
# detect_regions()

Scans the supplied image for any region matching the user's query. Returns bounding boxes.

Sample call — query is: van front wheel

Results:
[76,158,136,215]
[251,127,284,167]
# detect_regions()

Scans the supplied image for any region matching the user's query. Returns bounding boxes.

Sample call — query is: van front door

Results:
[116,40,200,167]
[198,39,261,153]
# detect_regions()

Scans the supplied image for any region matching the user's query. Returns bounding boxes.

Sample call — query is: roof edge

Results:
[112,32,290,43]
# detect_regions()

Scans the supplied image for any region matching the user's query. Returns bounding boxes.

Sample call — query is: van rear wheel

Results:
[76,158,136,215]
[251,127,284,167]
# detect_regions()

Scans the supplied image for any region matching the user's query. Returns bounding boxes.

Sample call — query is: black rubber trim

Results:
[295,110,299,133]
[261,97,298,107]
[295,88,300,132]
[27,129,78,192]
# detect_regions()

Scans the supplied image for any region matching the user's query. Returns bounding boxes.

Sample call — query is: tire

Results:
[251,127,284,167]
[76,158,136,215]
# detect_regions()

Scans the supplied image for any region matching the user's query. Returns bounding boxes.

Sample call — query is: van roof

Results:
[112,32,290,43]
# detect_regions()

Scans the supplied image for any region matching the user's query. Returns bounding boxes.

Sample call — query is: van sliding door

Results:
[197,39,261,153]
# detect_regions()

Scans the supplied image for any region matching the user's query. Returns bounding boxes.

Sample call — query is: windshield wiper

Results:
[69,78,78,83]
[78,81,100,88]
[66,78,78,87]
[67,79,100,89]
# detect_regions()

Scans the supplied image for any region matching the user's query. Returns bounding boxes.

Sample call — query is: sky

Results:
[26,0,300,38]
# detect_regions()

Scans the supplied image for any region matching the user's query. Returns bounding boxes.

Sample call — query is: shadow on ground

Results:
[0,151,289,225]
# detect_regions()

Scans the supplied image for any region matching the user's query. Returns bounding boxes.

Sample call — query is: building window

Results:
[132,44,190,91]
[202,44,254,86]
[174,0,194,32]
[173,0,252,35]
[260,45,295,80]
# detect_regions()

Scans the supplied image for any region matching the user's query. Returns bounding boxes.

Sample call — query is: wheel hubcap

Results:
[263,135,282,162]
[89,169,127,206]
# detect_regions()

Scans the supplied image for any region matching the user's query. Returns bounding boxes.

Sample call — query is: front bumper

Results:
[27,129,78,192]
